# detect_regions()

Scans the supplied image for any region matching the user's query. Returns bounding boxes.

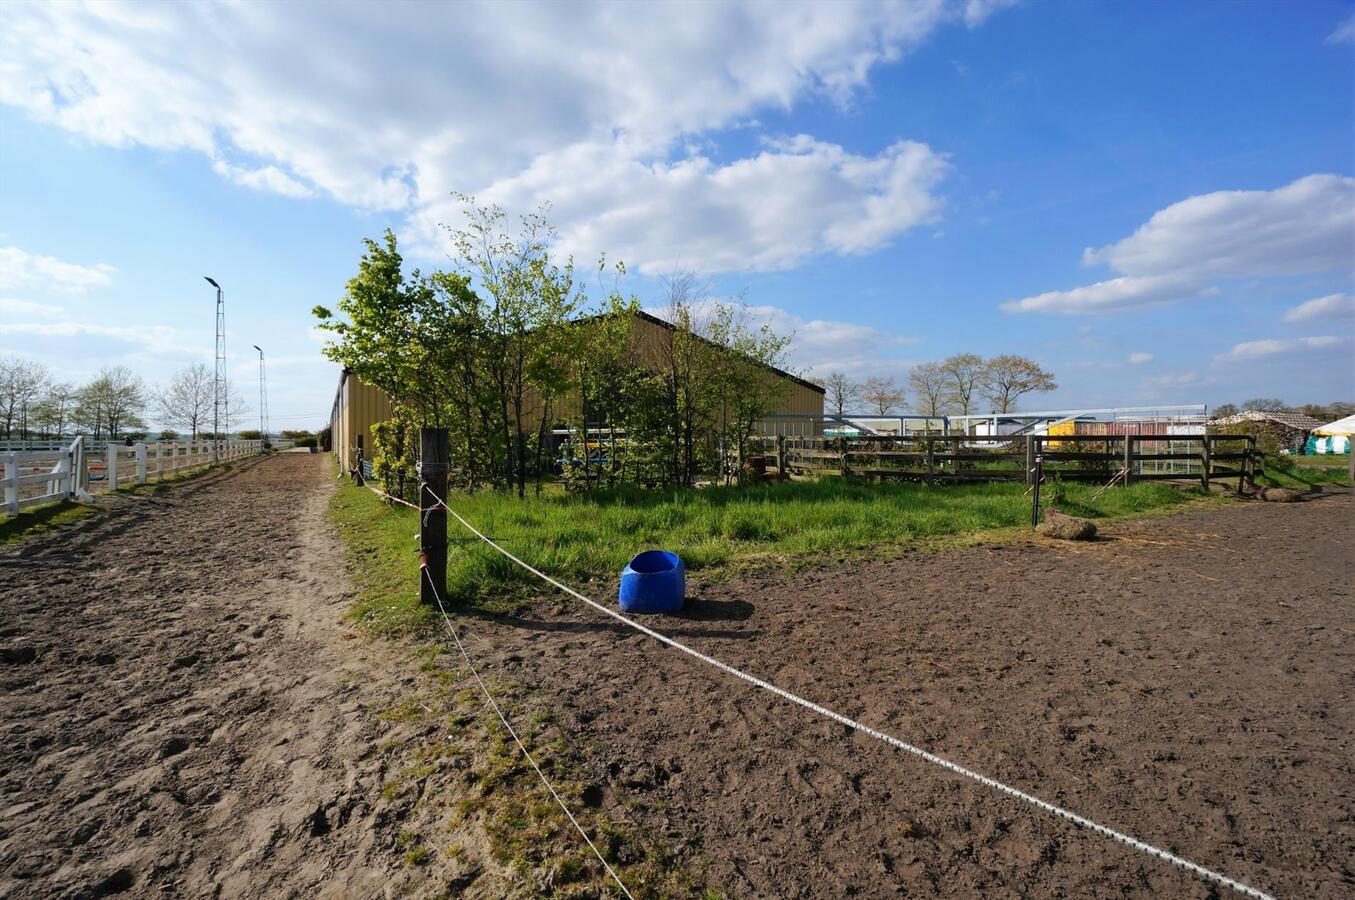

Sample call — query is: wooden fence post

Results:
[926,436,935,487]
[776,435,786,480]
[1025,435,1035,485]
[1200,435,1211,492]
[1121,435,1133,487]
[136,443,147,485]
[839,436,848,478]
[419,427,449,608]
[107,443,118,490]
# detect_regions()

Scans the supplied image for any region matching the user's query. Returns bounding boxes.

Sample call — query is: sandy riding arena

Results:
[1,453,1351,898]
[0,454,443,898]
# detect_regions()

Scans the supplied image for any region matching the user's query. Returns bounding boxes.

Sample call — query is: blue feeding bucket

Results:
[618,550,685,614]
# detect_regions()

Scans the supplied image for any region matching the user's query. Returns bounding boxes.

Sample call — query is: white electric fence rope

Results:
[364,479,1275,900]
[415,552,634,900]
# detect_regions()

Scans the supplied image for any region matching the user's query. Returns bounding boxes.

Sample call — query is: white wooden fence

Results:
[3,437,264,516]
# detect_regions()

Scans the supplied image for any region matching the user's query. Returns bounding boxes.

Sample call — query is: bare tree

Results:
[160,363,215,438]
[823,372,858,416]
[1241,397,1286,412]
[907,362,949,416]
[939,353,986,415]
[981,354,1057,413]
[860,376,905,414]
[0,356,50,439]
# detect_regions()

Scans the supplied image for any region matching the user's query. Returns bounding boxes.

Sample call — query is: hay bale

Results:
[1036,512,1098,541]
[1258,487,1303,503]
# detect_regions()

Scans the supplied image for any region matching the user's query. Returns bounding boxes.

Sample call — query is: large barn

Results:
[329,309,824,474]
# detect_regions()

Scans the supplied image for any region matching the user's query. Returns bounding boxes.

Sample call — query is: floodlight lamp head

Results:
[204,276,220,289]
[252,345,262,354]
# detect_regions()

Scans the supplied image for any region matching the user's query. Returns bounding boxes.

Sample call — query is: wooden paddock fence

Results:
[749,433,1258,490]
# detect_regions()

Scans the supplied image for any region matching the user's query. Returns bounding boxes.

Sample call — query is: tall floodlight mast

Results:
[205,276,225,461]
[252,345,269,445]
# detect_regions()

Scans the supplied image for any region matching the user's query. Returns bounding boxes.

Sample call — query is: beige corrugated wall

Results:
[332,371,393,473]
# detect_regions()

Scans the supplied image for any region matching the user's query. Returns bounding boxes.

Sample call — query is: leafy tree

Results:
[907,362,949,416]
[823,372,858,417]
[706,302,793,483]
[939,353,986,415]
[860,376,905,414]
[981,354,1057,413]
[32,381,76,438]
[445,197,582,497]
[76,367,147,439]
[1242,397,1286,412]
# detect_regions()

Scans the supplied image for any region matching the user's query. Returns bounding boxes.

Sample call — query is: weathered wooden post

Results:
[1200,435,1211,493]
[926,435,935,487]
[136,443,147,485]
[1121,434,1133,487]
[106,443,118,490]
[776,434,786,480]
[1025,435,1036,486]
[419,427,450,608]
[839,436,848,477]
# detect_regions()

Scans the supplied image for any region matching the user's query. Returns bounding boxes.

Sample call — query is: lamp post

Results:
[205,276,226,461]
[252,344,269,447]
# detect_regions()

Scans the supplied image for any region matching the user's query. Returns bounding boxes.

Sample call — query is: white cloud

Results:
[0,298,64,317]
[1001,274,1209,314]
[1282,292,1354,323]
[963,0,1018,28]
[0,1,1000,273]
[0,246,115,293]
[211,161,313,199]
[0,320,183,355]
[642,300,919,380]
[1005,175,1355,314]
[420,137,949,273]
[1327,13,1355,44]
[1128,352,1152,364]
[1214,335,1341,362]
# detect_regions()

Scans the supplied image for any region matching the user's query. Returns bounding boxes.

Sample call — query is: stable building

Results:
[328,309,824,474]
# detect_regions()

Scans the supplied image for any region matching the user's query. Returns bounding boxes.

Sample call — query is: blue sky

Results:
[1,0,1352,429]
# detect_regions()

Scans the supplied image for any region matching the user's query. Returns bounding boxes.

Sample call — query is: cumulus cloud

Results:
[1001,274,1209,314]
[0,246,115,294]
[1214,335,1341,362]
[1282,292,1354,323]
[1004,175,1355,314]
[0,1,997,272]
[419,137,949,273]
[1128,352,1152,364]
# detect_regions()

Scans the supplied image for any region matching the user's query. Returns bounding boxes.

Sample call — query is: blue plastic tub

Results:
[618,550,685,614]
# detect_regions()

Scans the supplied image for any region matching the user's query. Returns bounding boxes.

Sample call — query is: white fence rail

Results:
[3,437,264,516]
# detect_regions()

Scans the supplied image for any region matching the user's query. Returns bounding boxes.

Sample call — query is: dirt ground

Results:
[461,490,1354,899]
[0,453,515,899]
[2,455,1351,899]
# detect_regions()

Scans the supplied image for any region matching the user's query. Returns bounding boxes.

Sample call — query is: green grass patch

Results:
[0,500,101,546]
[1259,458,1352,490]
[335,476,1210,611]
